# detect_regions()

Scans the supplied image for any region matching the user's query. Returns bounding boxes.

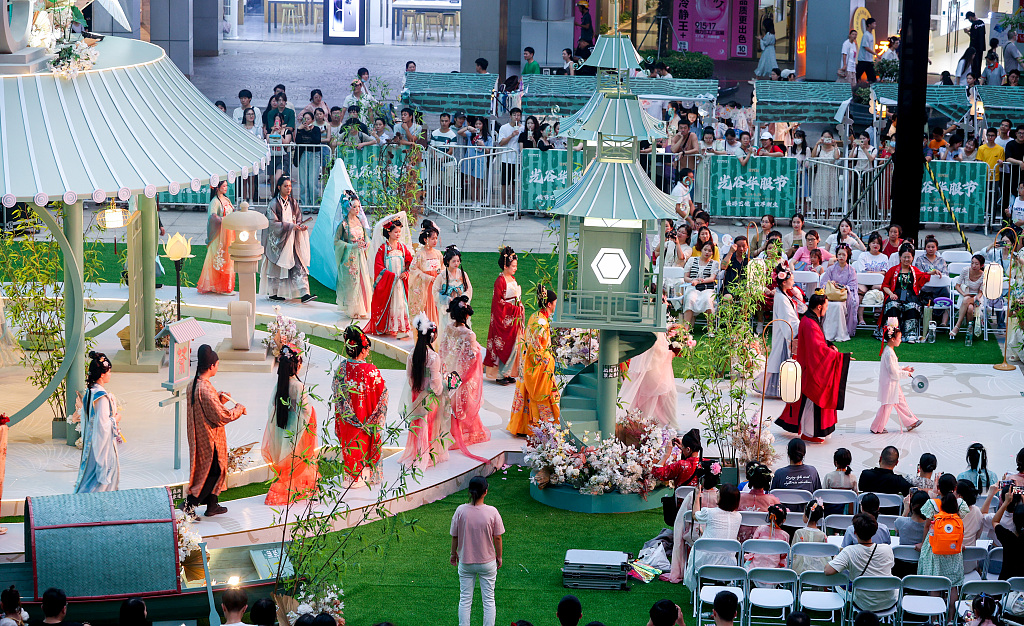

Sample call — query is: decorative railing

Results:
[555,289,665,330]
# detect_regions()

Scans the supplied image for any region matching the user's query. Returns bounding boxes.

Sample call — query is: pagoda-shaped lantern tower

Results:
[550,28,677,441]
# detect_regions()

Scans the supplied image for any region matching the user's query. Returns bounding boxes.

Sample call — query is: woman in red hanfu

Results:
[775,289,851,443]
[483,247,524,385]
[332,325,389,486]
[365,216,413,338]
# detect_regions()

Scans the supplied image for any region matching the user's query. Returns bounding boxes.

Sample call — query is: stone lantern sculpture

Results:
[217,202,271,370]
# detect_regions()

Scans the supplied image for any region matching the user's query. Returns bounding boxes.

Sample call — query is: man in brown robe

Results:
[183,346,246,518]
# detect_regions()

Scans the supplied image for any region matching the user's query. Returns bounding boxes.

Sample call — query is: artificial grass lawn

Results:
[50,241,1005,367]
[330,467,689,626]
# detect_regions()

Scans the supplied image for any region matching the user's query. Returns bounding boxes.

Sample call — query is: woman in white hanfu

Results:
[618,333,678,429]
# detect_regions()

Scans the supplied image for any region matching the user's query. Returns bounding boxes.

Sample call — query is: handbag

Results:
[694,282,713,291]
[824,281,848,302]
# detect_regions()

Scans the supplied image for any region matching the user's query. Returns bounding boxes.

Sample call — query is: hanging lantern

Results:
[983,262,1004,300]
[779,359,802,404]
[97,201,129,229]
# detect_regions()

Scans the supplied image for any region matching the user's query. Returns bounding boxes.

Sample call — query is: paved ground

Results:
[190,40,460,113]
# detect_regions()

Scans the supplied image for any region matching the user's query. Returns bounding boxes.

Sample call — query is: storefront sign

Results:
[707,155,797,217]
[520,149,585,214]
[920,161,987,225]
[675,0,730,60]
[730,0,753,59]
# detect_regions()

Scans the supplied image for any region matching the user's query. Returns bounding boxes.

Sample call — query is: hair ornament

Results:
[776,270,789,280]
[412,312,436,335]
[813,288,825,296]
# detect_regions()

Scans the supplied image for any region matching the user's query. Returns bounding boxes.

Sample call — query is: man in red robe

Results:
[775,290,851,443]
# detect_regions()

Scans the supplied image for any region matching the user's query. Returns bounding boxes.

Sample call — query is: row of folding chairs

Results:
[674,487,905,517]
[692,541,1023,626]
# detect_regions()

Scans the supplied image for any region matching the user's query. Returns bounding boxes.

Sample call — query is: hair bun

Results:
[88,351,98,359]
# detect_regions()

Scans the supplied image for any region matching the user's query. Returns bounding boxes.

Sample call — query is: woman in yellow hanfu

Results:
[507,285,560,436]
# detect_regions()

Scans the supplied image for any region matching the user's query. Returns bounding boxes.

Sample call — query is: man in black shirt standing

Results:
[859,445,912,497]
[1003,125,1024,215]
[965,12,987,76]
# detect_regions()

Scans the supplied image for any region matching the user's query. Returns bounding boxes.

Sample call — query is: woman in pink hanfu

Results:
[440,296,490,462]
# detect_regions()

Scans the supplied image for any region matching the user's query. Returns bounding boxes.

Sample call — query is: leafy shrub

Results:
[875,58,899,82]
[658,50,714,79]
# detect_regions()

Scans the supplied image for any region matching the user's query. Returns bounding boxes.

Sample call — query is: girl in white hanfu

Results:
[870,318,924,434]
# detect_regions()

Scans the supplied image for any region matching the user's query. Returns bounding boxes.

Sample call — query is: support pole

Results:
[597,329,619,437]
[63,201,84,446]
[892,0,930,245]
[139,195,158,351]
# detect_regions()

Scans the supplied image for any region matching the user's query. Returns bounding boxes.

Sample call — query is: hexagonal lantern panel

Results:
[590,247,631,285]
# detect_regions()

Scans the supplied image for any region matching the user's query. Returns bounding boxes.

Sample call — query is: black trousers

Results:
[855,60,877,82]
[186,450,222,507]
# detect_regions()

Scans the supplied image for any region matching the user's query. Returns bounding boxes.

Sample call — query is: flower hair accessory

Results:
[412,312,436,335]
[0,414,9,427]
[709,461,722,476]
[281,342,304,358]
[886,317,899,329]
[776,270,789,280]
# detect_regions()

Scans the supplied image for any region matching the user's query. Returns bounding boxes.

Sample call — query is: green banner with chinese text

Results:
[706,155,799,217]
[520,149,586,214]
[920,160,988,224]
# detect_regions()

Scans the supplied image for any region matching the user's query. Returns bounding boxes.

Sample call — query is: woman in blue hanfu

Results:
[74,351,124,493]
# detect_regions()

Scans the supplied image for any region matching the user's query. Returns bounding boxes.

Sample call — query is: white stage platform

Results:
[0,282,1019,554]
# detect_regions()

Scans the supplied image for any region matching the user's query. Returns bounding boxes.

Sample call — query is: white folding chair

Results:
[675,485,696,504]
[696,564,747,626]
[823,514,854,536]
[798,570,848,626]
[860,491,904,515]
[793,270,823,291]
[926,275,954,330]
[887,252,900,267]
[740,510,770,527]
[813,489,859,515]
[899,575,951,624]
[942,250,974,264]
[772,489,814,511]
[986,547,1004,580]
[691,538,744,619]
[949,262,970,277]
[747,567,798,626]
[876,514,900,533]
[790,541,840,572]
[962,545,990,582]
[851,249,863,261]
[849,576,901,625]
[955,580,1010,625]
[892,545,921,566]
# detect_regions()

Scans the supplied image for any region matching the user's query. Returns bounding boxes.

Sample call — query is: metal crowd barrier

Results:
[421,144,519,232]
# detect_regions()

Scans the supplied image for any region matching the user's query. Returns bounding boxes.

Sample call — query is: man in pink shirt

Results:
[451,476,505,626]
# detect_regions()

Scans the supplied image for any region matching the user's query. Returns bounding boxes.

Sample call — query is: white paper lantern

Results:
[983,262,1004,300]
[779,359,802,404]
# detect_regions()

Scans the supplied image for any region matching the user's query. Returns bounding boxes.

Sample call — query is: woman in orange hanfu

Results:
[332,325,389,485]
[197,180,235,294]
[508,285,560,437]
[261,344,318,505]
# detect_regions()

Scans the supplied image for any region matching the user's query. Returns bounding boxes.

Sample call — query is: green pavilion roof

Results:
[523,75,718,117]
[401,72,498,116]
[573,93,666,140]
[583,34,644,70]
[871,83,971,121]
[551,158,677,221]
[0,37,269,205]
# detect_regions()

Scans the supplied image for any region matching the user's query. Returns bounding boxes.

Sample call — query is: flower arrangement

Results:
[264,306,306,357]
[665,323,696,356]
[174,508,202,577]
[227,442,259,474]
[0,414,9,427]
[525,410,674,496]
[49,40,99,79]
[285,583,345,625]
[730,414,778,467]
[551,327,599,369]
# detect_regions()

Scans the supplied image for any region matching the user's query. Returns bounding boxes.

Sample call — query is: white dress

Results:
[681,257,720,314]
[618,333,678,429]
[683,507,742,589]
[432,269,474,345]
[762,287,805,398]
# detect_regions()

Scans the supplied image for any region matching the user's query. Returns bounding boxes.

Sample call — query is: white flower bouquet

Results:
[285,583,345,625]
[263,306,306,357]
